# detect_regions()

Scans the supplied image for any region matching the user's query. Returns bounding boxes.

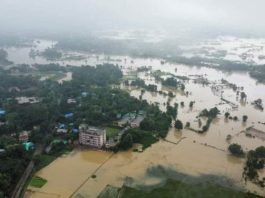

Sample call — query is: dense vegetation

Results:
[0,137,31,197]
[243,146,265,187]
[41,48,62,60]
[195,107,220,133]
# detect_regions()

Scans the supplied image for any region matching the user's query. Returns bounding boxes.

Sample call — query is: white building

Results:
[79,124,106,148]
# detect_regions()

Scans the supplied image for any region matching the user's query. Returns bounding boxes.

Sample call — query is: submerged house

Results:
[79,124,106,148]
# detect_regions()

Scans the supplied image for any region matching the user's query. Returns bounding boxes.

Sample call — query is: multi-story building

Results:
[79,124,106,148]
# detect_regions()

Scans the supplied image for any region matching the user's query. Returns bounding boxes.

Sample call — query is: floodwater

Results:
[7,40,264,197]
[181,36,265,65]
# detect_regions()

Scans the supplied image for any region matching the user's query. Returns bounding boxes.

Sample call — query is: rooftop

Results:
[79,124,105,135]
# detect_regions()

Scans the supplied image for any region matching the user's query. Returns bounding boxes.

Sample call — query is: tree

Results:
[255,146,265,158]
[180,84,185,91]
[240,92,247,101]
[189,101,194,108]
[166,105,177,120]
[228,144,244,156]
[119,134,133,150]
[242,115,248,122]
[199,107,220,118]
[233,116,238,121]
[180,102,184,107]
[225,112,230,119]
[175,120,183,130]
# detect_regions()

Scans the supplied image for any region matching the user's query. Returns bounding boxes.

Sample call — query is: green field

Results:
[106,127,120,139]
[29,176,47,188]
[99,179,260,198]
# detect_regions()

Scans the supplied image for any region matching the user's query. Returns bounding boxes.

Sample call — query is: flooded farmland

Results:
[15,39,265,198]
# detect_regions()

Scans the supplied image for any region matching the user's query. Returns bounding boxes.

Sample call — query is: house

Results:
[0,149,5,154]
[67,98,77,104]
[23,142,34,151]
[130,115,145,128]
[117,112,136,127]
[79,124,106,148]
[8,87,21,93]
[19,131,29,142]
[0,110,5,116]
[57,129,68,134]
[245,127,265,141]
[81,92,88,97]
[65,112,74,118]
[56,123,68,133]
[16,97,40,105]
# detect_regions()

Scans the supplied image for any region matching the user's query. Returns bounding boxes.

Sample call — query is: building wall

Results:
[79,130,106,148]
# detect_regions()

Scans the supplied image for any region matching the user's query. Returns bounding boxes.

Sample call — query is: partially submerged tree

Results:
[228,143,244,156]
[225,112,230,119]
[175,120,183,130]
[242,115,248,122]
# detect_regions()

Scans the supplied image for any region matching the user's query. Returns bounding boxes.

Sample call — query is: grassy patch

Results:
[106,127,120,139]
[29,176,47,188]
[34,154,57,171]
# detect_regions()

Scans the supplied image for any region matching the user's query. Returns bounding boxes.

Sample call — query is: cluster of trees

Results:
[166,103,178,120]
[249,65,265,83]
[162,77,179,87]
[72,64,122,86]
[224,112,247,122]
[0,137,31,197]
[243,146,265,186]
[119,129,159,150]
[130,79,158,92]
[199,107,220,118]
[41,48,62,60]
[228,143,244,157]
[161,77,185,91]
[197,107,220,133]
[140,106,172,138]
